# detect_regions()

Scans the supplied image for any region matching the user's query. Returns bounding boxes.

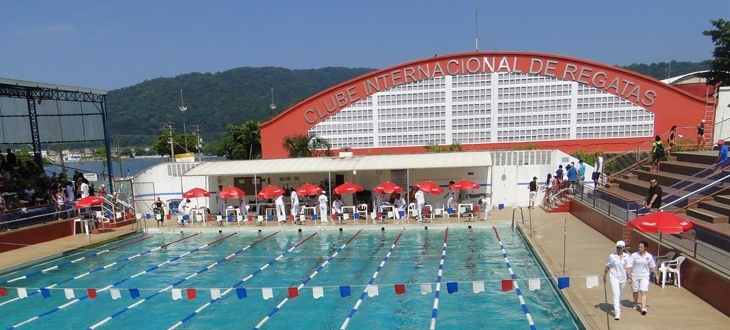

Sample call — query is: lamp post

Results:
[179,90,189,154]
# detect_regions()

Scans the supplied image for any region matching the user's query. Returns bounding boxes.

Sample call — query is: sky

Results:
[1,0,728,91]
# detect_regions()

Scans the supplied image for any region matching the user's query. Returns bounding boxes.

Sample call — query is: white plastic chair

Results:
[654,251,676,265]
[659,256,685,288]
[407,203,416,218]
[433,202,448,218]
[356,204,368,220]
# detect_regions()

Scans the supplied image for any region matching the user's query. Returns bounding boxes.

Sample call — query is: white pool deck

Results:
[1,208,728,329]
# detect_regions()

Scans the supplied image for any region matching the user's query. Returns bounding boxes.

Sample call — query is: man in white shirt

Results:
[603,240,632,320]
[65,182,75,202]
[415,188,425,222]
[275,194,286,222]
[80,180,89,198]
[290,191,299,217]
[445,182,457,211]
[177,198,190,225]
[318,192,328,223]
[393,193,406,219]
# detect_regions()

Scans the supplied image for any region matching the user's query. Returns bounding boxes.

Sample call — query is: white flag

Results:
[110,288,121,300]
[586,276,599,289]
[17,288,28,299]
[262,288,273,300]
[472,281,485,293]
[312,286,324,299]
[528,278,541,291]
[366,285,379,297]
[171,289,182,300]
[210,288,221,300]
[64,288,75,299]
[420,284,432,294]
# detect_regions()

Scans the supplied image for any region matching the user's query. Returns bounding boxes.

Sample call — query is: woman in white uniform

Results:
[275,194,286,222]
[630,241,659,315]
[318,192,328,223]
[415,188,425,222]
[603,240,632,320]
[290,191,299,217]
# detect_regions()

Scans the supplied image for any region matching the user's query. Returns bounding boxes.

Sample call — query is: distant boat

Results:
[64,154,82,162]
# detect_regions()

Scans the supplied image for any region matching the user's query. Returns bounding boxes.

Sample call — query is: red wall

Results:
[261,51,708,159]
[0,219,74,253]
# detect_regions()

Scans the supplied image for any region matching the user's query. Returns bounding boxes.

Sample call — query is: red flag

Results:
[501,280,513,292]
[394,284,406,295]
[187,288,197,300]
[288,287,299,298]
[166,214,171,220]
[87,288,98,299]
[0,287,7,297]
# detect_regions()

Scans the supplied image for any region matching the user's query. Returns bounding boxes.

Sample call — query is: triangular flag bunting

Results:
[312,286,324,299]
[586,276,598,289]
[110,289,121,300]
[87,288,97,299]
[0,287,7,297]
[236,288,247,299]
[446,282,458,294]
[367,285,379,297]
[472,281,484,293]
[394,284,406,295]
[40,288,51,298]
[339,286,351,297]
[288,287,299,298]
[262,288,273,300]
[420,284,432,295]
[17,288,28,299]
[502,280,513,292]
[64,288,75,299]
[211,288,221,300]
[186,288,197,300]
[171,289,182,300]
[558,277,570,289]
[130,289,140,299]
[528,278,541,291]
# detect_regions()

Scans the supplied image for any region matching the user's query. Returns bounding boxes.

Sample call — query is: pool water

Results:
[0,227,580,329]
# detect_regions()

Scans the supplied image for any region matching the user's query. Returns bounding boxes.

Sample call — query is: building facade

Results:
[261,52,710,159]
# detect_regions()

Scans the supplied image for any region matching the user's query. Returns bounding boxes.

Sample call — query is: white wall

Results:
[715,86,730,142]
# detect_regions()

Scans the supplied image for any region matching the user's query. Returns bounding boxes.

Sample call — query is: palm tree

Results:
[282,133,332,158]
[241,120,261,159]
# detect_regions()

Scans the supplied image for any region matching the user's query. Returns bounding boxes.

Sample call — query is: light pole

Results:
[178,90,189,154]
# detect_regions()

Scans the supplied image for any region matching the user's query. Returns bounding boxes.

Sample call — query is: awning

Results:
[184,151,492,177]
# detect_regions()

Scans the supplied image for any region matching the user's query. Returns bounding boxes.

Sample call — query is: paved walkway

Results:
[1,210,728,329]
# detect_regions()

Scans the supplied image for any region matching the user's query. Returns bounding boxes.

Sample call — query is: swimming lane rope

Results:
[339,231,403,330]
[167,232,317,330]
[429,227,449,330]
[253,229,363,329]
[492,226,536,330]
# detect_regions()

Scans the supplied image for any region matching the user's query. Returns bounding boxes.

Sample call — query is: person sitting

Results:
[332,195,344,221]
[393,193,406,219]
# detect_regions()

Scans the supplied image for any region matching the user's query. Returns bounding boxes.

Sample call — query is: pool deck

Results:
[1,210,729,329]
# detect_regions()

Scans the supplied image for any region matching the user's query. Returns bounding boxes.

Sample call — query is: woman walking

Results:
[667,125,677,156]
[697,119,705,151]
[630,241,659,315]
[604,240,632,320]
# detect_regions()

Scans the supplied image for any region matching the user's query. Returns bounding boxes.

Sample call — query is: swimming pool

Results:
[0,226,580,329]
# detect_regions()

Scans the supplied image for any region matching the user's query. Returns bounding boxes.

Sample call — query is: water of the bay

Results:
[45,156,224,178]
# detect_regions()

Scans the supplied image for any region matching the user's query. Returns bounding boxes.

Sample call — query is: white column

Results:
[371,94,379,147]
[570,82,579,139]
[444,75,453,145]
[490,72,500,143]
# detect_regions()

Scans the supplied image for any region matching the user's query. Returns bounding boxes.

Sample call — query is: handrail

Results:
[660,173,730,210]
[671,183,730,214]
[602,126,694,168]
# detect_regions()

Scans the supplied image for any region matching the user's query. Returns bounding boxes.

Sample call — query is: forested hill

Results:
[106,67,375,146]
[105,61,708,147]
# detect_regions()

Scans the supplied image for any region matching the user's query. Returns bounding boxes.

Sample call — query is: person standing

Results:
[604,240,632,320]
[644,179,662,211]
[593,152,604,188]
[217,185,226,215]
[697,119,706,151]
[630,241,659,315]
[714,139,728,173]
[578,159,586,195]
[542,173,553,207]
[290,190,299,217]
[80,179,89,198]
[415,187,425,222]
[445,181,457,211]
[98,184,106,198]
[275,193,286,222]
[239,197,248,219]
[65,182,75,202]
[5,149,16,169]
[567,163,578,195]
[318,192,328,223]
[152,197,166,227]
[528,176,538,209]
[651,135,663,173]
[667,125,677,157]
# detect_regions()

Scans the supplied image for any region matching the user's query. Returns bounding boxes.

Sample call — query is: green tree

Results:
[151,132,198,157]
[282,133,332,158]
[214,121,261,160]
[702,19,730,85]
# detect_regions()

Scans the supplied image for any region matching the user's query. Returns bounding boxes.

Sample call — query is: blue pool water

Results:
[0,227,580,329]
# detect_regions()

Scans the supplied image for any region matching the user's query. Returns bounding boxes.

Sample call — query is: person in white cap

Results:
[603,240,632,320]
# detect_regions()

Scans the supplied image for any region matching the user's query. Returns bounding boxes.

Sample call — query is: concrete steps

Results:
[686,207,729,224]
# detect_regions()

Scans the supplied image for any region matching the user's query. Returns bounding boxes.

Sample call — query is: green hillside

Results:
[620,60,710,80]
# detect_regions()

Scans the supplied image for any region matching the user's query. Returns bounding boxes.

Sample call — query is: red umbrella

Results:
[295,183,323,196]
[74,195,105,210]
[415,181,444,194]
[627,212,693,234]
[333,182,363,194]
[374,181,402,194]
[183,187,210,198]
[449,179,480,191]
[218,186,245,199]
[257,185,285,199]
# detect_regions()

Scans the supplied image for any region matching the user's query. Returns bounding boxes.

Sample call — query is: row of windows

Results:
[320,109,373,122]
[496,128,571,142]
[453,109,491,117]
[379,119,446,130]
[576,124,653,139]
[310,122,373,131]
[492,150,553,166]
[497,72,560,85]
[497,100,572,114]
[327,136,374,149]
[577,109,653,119]
[453,131,492,143]
[452,73,492,88]
[379,133,445,147]
[378,106,445,119]
[452,122,491,131]
[390,77,445,92]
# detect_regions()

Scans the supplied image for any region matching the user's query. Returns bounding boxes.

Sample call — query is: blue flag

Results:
[340,286,351,297]
[129,288,140,299]
[558,277,570,289]
[40,288,51,298]
[236,288,247,299]
[446,282,458,294]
